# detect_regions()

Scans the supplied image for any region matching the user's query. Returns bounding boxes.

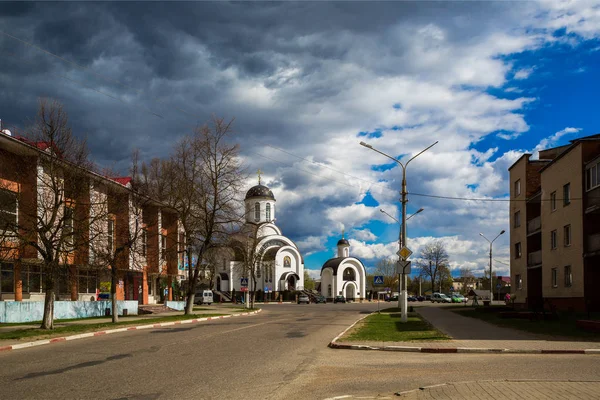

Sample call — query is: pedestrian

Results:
[504,292,511,305]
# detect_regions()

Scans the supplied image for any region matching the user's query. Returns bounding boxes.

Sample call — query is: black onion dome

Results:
[337,238,350,246]
[245,184,275,200]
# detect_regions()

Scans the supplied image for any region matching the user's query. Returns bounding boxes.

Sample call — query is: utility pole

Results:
[365,140,438,322]
[480,230,505,303]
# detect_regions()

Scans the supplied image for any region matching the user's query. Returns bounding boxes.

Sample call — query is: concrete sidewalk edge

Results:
[328,341,600,354]
[394,379,600,397]
[0,309,262,353]
[327,311,600,355]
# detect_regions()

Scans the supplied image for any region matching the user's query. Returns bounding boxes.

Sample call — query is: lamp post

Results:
[380,208,424,310]
[479,230,505,303]
[361,140,437,322]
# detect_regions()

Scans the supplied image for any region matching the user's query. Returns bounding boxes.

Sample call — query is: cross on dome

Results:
[257,168,263,185]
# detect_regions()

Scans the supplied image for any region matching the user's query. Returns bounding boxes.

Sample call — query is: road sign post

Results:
[373,276,384,313]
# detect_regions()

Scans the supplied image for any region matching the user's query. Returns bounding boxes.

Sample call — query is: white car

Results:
[431,293,452,303]
[194,290,213,305]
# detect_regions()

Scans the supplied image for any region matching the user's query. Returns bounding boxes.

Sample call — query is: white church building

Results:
[215,178,305,296]
[320,235,367,301]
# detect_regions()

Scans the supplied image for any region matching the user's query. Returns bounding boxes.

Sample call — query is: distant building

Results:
[509,133,600,311]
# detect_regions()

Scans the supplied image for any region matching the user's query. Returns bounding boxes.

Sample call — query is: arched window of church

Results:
[254,202,260,221]
[284,256,291,268]
[266,203,271,221]
[327,284,332,297]
[344,248,349,257]
[343,268,355,281]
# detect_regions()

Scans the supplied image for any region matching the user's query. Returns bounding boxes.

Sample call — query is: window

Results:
[64,206,74,246]
[587,161,599,191]
[515,274,522,290]
[161,234,167,254]
[564,225,571,247]
[514,179,521,196]
[564,265,572,287]
[21,265,42,293]
[266,203,271,221]
[107,218,115,254]
[514,242,522,258]
[0,189,18,232]
[551,268,558,288]
[563,183,570,206]
[142,229,148,258]
[0,262,14,293]
[254,202,260,221]
[513,211,521,228]
[551,191,557,211]
[77,269,98,294]
[551,230,557,249]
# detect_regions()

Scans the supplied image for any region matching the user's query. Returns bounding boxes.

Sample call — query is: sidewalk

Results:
[331,307,600,353]
[395,380,600,399]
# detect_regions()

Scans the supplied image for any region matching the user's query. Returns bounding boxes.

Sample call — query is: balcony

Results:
[585,186,600,213]
[527,250,542,267]
[527,216,541,235]
[587,233,600,254]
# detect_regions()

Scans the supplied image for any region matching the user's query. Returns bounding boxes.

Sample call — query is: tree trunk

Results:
[41,286,55,329]
[184,253,195,315]
[111,269,119,323]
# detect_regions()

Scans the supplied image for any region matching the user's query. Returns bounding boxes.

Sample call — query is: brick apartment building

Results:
[509,133,600,312]
[0,127,183,305]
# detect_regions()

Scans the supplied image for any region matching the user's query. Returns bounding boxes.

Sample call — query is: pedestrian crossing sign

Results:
[374,275,384,285]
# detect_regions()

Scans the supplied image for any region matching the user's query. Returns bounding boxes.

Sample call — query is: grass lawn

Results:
[0,313,226,342]
[345,312,449,342]
[453,309,600,341]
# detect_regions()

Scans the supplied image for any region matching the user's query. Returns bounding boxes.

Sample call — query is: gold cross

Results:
[257,169,262,185]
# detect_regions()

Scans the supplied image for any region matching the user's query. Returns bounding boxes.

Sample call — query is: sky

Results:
[1,1,600,280]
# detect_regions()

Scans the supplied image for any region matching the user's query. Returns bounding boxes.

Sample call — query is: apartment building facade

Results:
[0,129,181,305]
[509,134,600,312]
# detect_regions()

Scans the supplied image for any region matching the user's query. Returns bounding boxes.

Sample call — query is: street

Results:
[0,303,599,399]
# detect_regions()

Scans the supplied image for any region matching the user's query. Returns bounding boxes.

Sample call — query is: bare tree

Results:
[231,222,263,309]
[418,239,449,295]
[459,267,476,294]
[0,99,99,329]
[139,116,244,314]
[374,257,399,290]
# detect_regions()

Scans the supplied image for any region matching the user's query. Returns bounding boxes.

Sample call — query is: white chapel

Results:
[215,176,305,296]
[320,233,367,301]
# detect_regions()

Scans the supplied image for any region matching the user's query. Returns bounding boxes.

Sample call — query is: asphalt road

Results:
[0,302,599,400]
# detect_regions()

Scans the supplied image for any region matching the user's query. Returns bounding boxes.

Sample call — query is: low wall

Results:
[165,301,186,311]
[0,300,139,323]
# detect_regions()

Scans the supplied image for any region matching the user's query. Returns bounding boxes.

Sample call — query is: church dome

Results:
[245,184,275,200]
[337,238,349,246]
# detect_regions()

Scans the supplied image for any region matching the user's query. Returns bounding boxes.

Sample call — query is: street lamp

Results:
[479,230,505,303]
[380,208,424,309]
[361,140,437,322]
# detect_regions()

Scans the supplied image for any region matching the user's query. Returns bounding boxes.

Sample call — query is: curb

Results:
[0,309,261,353]
[328,342,600,355]
[327,311,600,355]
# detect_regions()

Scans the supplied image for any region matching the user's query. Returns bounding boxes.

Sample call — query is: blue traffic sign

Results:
[496,283,502,289]
[241,277,249,287]
[373,276,384,285]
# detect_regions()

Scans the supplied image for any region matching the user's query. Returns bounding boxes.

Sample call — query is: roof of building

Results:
[539,133,600,173]
[337,238,349,246]
[321,257,346,275]
[245,184,275,200]
[111,177,132,186]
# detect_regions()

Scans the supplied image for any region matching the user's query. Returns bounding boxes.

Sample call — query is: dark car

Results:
[315,295,327,303]
[385,295,398,302]
[407,296,417,302]
[416,296,425,302]
[333,295,346,303]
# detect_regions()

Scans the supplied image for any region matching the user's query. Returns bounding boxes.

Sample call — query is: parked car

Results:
[385,295,399,302]
[333,295,346,303]
[297,294,310,304]
[407,296,417,302]
[194,290,213,305]
[451,294,467,303]
[425,295,431,301]
[315,295,327,304]
[431,293,452,303]
[416,296,425,302]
